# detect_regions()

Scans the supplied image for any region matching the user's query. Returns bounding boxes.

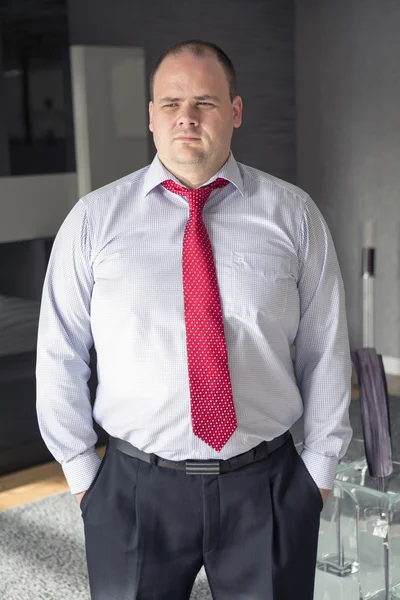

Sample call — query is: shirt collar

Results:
[143,152,244,197]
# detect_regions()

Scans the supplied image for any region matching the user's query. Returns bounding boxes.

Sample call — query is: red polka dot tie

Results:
[161,178,237,451]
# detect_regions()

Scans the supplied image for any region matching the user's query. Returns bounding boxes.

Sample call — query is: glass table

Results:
[316,443,400,599]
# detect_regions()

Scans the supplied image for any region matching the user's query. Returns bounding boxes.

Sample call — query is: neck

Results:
[158,154,230,189]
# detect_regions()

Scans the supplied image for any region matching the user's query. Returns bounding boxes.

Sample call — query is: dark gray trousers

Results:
[81,435,322,599]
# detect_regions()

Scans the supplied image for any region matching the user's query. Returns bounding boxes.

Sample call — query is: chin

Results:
[173,152,206,165]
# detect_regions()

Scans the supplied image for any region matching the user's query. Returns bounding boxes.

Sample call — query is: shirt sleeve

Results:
[294,196,353,490]
[35,199,101,495]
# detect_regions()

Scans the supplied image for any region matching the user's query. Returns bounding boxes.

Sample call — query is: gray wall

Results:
[67,0,296,182]
[296,0,400,361]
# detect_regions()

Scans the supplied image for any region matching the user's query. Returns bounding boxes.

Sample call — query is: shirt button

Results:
[194,451,201,458]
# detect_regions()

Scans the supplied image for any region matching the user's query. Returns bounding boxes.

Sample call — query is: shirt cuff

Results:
[300,447,339,490]
[61,449,102,495]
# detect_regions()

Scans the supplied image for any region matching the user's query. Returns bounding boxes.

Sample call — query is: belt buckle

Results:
[185,460,221,475]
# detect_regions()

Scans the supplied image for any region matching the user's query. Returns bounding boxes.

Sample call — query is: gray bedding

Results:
[0,294,40,357]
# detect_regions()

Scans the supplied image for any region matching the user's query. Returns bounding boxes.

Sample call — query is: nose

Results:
[178,106,199,127]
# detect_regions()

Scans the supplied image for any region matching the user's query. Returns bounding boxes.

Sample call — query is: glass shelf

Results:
[316,455,400,600]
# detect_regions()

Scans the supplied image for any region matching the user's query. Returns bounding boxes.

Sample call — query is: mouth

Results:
[174,136,201,142]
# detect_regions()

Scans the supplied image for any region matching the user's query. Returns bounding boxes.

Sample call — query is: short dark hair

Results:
[150,40,237,102]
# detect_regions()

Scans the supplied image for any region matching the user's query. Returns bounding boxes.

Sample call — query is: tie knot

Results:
[161,178,229,211]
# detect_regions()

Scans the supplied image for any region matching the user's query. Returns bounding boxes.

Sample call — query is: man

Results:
[36,40,352,599]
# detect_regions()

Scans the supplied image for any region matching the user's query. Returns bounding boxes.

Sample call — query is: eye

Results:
[163,103,179,108]
[197,102,213,106]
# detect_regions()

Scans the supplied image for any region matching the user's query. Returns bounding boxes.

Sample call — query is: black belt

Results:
[109,431,290,476]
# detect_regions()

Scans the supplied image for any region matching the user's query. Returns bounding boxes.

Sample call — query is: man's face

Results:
[149,51,242,176]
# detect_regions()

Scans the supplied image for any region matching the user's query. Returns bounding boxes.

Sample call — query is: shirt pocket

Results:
[232,252,290,321]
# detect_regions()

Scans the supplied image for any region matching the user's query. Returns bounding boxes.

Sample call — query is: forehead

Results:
[153,51,229,97]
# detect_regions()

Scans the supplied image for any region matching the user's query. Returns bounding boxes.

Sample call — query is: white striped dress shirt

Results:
[36,153,352,495]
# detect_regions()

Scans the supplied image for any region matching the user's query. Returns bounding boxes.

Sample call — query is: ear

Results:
[149,101,154,132]
[232,96,243,129]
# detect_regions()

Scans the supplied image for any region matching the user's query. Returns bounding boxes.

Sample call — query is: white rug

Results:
[0,492,212,600]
